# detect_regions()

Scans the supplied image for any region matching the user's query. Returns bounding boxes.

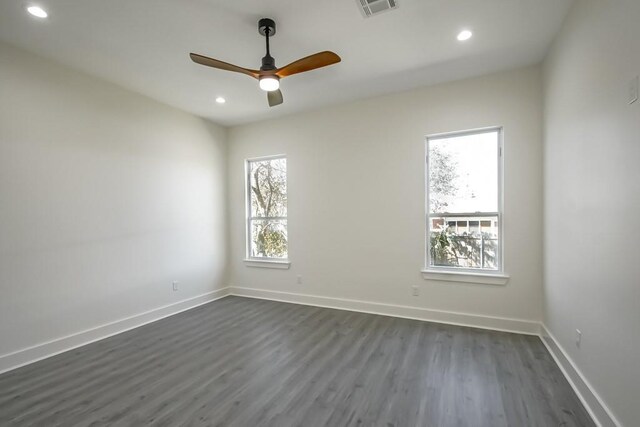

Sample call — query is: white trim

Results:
[243,259,291,269]
[244,153,287,162]
[426,126,504,140]
[421,269,509,285]
[540,324,621,427]
[229,286,539,335]
[428,211,500,217]
[0,287,231,375]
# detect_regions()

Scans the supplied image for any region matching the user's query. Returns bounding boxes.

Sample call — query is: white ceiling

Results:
[0,0,573,126]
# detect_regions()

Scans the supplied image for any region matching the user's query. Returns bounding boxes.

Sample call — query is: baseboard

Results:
[540,324,621,427]
[229,286,540,335]
[0,287,230,375]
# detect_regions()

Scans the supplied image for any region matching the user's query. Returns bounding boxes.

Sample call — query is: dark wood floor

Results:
[0,296,594,427]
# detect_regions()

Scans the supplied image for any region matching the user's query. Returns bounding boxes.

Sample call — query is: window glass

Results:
[247,157,287,259]
[426,129,501,271]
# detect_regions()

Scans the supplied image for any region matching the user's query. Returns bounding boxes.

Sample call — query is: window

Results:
[425,128,502,273]
[246,155,288,260]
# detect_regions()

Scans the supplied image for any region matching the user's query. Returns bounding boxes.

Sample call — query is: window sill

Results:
[421,269,509,285]
[244,259,291,269]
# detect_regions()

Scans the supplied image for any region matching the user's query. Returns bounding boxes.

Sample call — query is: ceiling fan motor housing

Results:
[261,55,276,71]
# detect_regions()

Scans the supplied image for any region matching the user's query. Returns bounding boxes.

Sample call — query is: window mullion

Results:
[428,212,499,217]
[249,216,287,221]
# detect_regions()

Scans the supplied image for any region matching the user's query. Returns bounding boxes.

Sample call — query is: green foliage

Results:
[429,144,459,213]
[255,222,287,258]
[429,227,451,265]
[429,224,497,269]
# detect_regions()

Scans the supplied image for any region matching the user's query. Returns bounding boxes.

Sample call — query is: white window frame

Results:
[422,127,508,285]
[244,154,290,269]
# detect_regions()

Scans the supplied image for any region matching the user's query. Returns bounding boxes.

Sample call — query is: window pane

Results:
[429,215,499,270]
[428,131,498,213]
[249,158,287,218]
[250,219,288,258]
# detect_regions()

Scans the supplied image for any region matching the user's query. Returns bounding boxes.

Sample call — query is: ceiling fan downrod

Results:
[259,18,276,71]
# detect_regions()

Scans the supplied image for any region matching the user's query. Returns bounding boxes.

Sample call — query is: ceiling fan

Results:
[190,18,341,107]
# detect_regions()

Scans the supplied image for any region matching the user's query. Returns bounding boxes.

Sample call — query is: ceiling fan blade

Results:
[190,53,259,79]
[267,89,284,107]
[275,51,341,78]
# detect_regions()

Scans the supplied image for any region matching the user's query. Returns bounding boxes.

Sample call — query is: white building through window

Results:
[426,128,502,272]
[246,155,288,260]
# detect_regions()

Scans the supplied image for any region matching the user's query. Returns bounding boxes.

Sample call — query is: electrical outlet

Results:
[296,275,303,285]
[576,329,582,348]
[411,285,420,296]
[629,76,639,104]
[172,281,179,291]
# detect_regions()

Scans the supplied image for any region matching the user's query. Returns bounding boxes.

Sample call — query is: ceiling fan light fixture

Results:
[259,76,280,92]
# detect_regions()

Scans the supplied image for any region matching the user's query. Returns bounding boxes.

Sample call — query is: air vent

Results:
[357,0,398,17]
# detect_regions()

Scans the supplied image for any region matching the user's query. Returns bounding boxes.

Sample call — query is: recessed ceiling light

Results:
[27,5,48,18]
[215,97,226,104]
[457,30,473,41]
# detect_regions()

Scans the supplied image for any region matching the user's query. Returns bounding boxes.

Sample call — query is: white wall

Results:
[543,1,640,426]
[227,66,543,326]
[0,42,228,360]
